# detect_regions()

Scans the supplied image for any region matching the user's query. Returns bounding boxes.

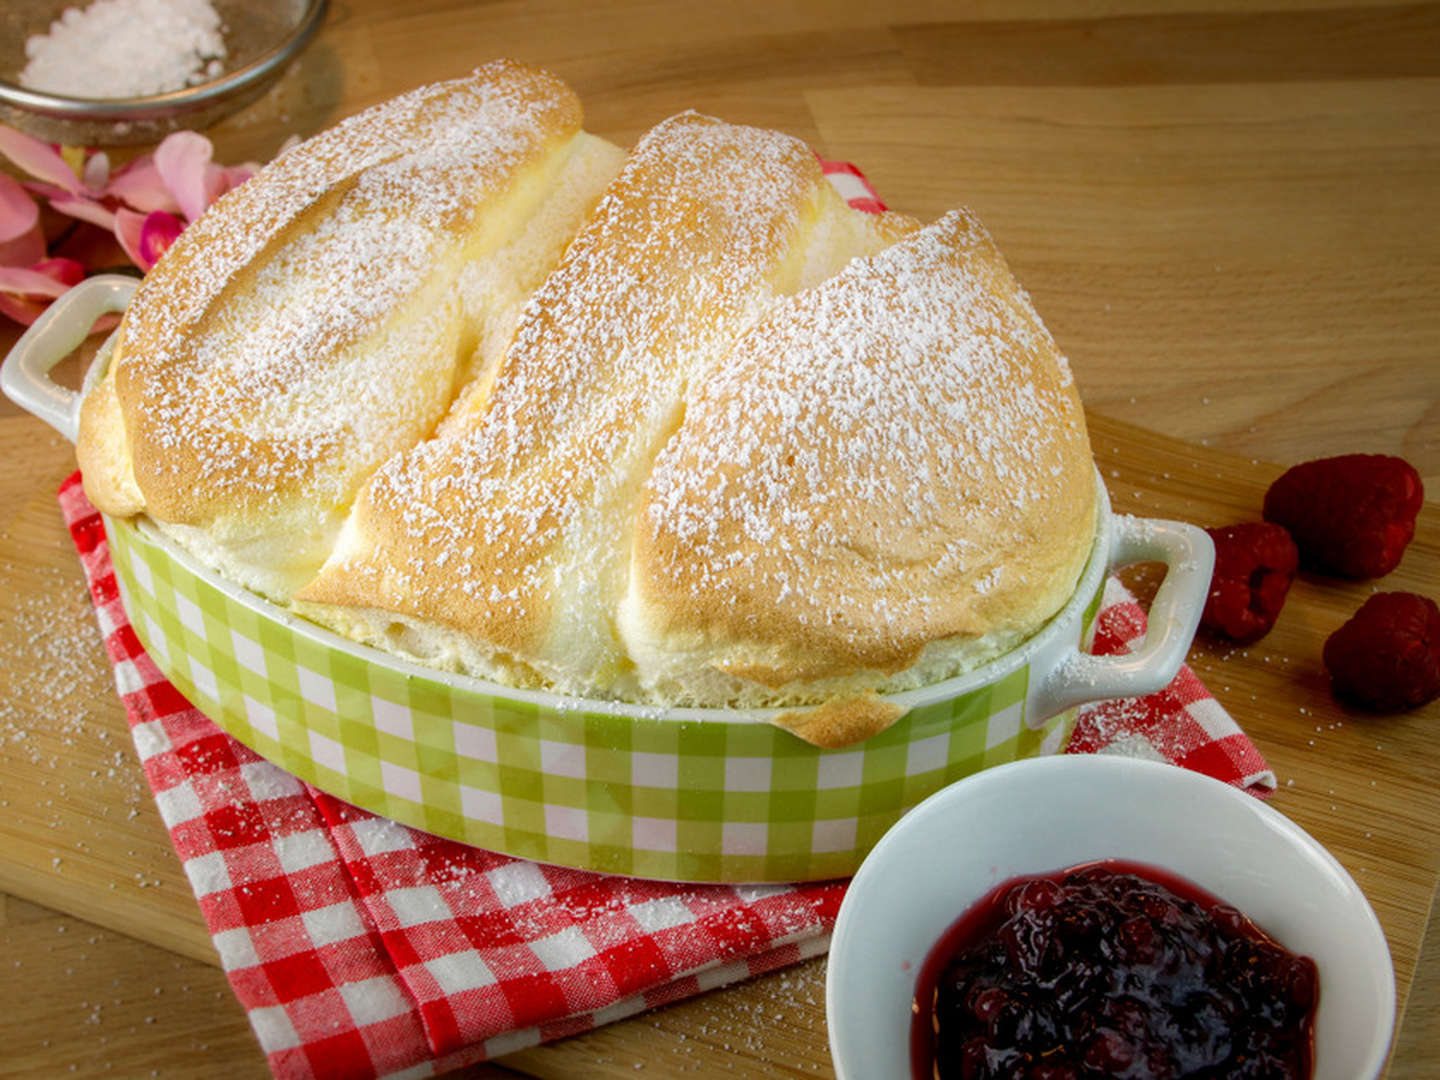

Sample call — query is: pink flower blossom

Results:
[0,172,39,244]
[0,124,260,325]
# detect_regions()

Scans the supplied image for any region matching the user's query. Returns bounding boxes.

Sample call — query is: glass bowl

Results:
[0,0,326,145]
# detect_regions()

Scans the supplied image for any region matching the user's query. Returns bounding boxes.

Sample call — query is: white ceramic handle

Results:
[1029,514,1215,720]
[0,274,136,443]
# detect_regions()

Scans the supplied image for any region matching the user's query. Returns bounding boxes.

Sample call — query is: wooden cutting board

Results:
[0,409,1437,1078]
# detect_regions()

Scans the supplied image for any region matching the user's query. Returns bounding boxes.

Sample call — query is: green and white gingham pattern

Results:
[108,514,1093,882]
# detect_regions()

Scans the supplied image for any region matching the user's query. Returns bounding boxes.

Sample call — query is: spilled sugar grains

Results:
[0,560,149,852]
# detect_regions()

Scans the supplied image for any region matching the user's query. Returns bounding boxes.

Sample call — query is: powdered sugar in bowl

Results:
[0,0,328,146]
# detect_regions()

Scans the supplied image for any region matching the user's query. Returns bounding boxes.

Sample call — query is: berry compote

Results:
[912,861,1319,1079]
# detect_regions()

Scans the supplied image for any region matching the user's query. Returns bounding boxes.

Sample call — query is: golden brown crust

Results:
[773,695,908,748]
[623,208,1096,694]
[76,69,1097,747]
[78,60,587,558]
[299,112,857,688]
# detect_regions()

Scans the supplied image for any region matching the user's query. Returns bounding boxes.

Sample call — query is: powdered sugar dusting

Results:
[118,62,579,520]
[331,113,827,685]
[633,208,1093,675]
[108,81,1093,706]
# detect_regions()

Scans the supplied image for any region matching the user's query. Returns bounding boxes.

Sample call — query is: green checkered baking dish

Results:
[4,274,1215,883]
[103,481,1208,882]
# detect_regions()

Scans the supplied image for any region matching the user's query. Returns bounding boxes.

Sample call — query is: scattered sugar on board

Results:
[622,955,830,1073]
[5,898,251,1071]
[0,563,148,819]
[20,0,227,99]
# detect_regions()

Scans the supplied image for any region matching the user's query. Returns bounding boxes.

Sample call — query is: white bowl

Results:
[827,755,1395,1080]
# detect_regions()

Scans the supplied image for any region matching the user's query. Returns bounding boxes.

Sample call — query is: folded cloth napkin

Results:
[57,162,1274,1080]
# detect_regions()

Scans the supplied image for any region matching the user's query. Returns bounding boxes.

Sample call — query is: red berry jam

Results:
[911,861,1319,1079]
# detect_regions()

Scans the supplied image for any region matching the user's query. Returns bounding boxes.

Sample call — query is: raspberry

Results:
[1263,454,1423,578]
[1323,593,1440,712]
[1200,523,1299,644]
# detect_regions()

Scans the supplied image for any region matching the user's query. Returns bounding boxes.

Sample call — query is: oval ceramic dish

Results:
[4,275,1215,882]
[827,756,1396,1080]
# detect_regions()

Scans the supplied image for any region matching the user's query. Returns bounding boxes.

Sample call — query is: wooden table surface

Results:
[2,1,1438,1077]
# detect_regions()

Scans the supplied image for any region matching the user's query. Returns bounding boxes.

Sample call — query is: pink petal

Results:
[222,163,258,193]
[200,164,232,215]
[48,193,118,231]
[0,255,117,331]
[115,208,182,272]
[0,267,70,297]
[33,256,85,285]
[0,172,39,243]
[155,130,224,222]
[105,158,182,215]
[0,258,84,297]
[0,223,46,268]
[21,179,74,202]
[82,150,111,193]
[0,256,87,323]
[0,294,48,325]
[0,125,82,194]
[138,210,184,266]
[113,207,148,270]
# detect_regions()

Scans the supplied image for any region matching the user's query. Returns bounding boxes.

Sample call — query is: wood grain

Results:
[1,0,1436,1076]
[1,413,1435,1078]
[807,79,1440,488]
[892,4,1440,85]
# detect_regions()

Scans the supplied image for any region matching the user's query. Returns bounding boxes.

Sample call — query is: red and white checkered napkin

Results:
[56,159,1272,1080]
